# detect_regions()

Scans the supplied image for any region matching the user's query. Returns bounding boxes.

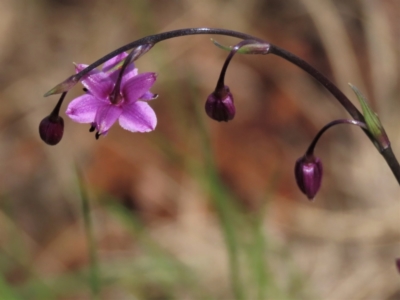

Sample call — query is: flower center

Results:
[109,90,123,106]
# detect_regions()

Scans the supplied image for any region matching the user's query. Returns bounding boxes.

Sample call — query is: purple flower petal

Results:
[119,101,157,132]
[94,103,123,135]
[66,94,106,123]
[102,53,130,72]
[121,68,139,86]
[122,72,157,104]
[74,63,90,73]
[102,53,137,82]
[75,64,113,99]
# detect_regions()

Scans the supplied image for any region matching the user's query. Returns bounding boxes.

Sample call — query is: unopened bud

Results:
[205,85,235,122]
[294,155,323,200]
[39,115,64,145]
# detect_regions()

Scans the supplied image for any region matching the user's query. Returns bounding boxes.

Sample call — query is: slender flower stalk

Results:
[43,27,400,185]
[108,49,137,105]
[109,44,154,105]
[305,119,367,157]
[216,39,264,91]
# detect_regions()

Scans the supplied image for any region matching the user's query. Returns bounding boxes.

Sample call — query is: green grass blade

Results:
[75,167,101,299]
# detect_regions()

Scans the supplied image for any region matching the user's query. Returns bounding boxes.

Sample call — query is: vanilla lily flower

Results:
[66,53,158,139]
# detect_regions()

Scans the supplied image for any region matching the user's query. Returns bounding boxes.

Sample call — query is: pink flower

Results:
[66,52,157,138]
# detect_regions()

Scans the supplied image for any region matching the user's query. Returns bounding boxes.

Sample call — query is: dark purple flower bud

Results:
[294,155,323,200]
[205,85,235,122]
[39,115,64,145]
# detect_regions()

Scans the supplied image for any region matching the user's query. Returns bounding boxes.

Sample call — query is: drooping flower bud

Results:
[39,115,64,145]
[205,40,254,122]
[294,155,323,200]
[39,92,66,145]
[205,85,235,122]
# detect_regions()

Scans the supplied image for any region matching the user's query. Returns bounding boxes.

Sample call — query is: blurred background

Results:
[0,0,399,299]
